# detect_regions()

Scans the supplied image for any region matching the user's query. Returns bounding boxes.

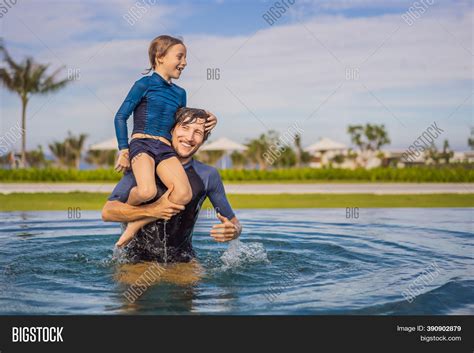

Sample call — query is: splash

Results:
[220,239,269,268]
[163,220,168,263]
[110,245,129,264]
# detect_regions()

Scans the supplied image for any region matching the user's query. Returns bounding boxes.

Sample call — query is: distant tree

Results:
[196,150,225,167]
[468,127,474,150]
[294,133,311,167]
[274,147,296,168]
[331,154,345,164]
[347,149,358,161]
[0,152,11,168]
[425,140,454,165]
[294,133,302,167]
[347,123,390,167]
[49,141,69,168]
[230,151,246,169]
[66,132,87,169]
[246,133,272,170]
[347,123,390,153]
[0,40,70,167]
[300,150,312,165]
[85,150,116,168]
[49,132,87,168]
[244,130,311,169]
[25,145,49,168]
[440,139,454,164]
[425,143,441,164]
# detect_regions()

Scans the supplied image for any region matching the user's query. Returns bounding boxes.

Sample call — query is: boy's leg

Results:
[127,153,157,206]
[156,156,192,205]
[116,217,155,247]
[116,153,157,247]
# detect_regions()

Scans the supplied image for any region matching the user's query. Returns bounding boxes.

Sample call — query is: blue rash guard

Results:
[114,72,187,150]
[108,159,235,263]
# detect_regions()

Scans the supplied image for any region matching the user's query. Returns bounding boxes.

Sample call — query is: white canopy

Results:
[305,137,347,153]
[201,137,247,152]
[89,138,118,151]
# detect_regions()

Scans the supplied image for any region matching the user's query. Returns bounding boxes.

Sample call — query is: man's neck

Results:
[179,156,193,165]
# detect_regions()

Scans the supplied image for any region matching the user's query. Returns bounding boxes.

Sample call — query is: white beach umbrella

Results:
[305,137,347,153]
[201,137,247,169]
[201,137,247,152]
[89,138,118,151]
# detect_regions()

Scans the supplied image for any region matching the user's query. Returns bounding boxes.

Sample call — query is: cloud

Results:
[1,0,179,51]
[1,1,472,151]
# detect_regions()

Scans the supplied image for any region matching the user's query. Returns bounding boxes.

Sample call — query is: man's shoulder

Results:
[190,159,222,186]
[107,170,136,202]
[191,159,219,176]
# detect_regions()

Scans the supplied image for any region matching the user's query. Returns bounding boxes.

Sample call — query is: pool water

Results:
[0,208,472,315]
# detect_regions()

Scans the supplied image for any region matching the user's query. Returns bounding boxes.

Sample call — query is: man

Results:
[102,108,242,263]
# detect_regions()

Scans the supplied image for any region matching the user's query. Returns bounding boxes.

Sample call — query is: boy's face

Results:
[158,44,187,80]
[171,118,206,159]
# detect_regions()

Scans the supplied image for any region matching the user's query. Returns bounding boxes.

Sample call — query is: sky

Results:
[0,0,472,152]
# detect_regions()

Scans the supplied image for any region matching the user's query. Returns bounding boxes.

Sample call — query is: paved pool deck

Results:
[0,183,472,194]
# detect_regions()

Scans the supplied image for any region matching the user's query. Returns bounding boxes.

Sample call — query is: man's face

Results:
[171,118,206,159]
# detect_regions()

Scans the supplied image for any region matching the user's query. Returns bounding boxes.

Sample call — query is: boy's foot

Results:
[115,225,137,248]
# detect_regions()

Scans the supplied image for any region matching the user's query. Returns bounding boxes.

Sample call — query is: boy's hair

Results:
[143,35,184,74]
[175,107,211,141]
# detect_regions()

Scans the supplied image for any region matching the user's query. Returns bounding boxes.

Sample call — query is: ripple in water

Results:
[0,209,472,315]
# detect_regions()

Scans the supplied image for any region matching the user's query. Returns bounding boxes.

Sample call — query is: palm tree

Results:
[66,132,87,169]
[425,143,440,165]
[245,133,271,170]
[196,150,225,167]
[274,147,296,168]
[294,133,302,167]
[293,133,311,167]
[468,127,474,151]
[230,151,246,169]
[441,139,453,164]
[49,132,87,168]
[85,150,116,168]
[25,145,49,168]
[0,40,70,166]
[48,141,69,168]
[347,124,390,153]
[347,123,390,167]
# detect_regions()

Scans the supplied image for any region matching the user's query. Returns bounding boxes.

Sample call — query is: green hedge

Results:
[0,166,472,182]
[219,166,474,182]
[0,168,121,182]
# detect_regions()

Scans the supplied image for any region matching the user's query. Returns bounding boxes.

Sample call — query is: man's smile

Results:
[179,140,194,148]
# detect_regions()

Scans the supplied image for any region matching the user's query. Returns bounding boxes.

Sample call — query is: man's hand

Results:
[146,184,185,220]
[204,110,217,132]
[114,149,130,173]
[210,213,241,242]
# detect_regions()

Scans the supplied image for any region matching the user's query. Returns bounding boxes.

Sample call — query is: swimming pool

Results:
[0,208,472,315]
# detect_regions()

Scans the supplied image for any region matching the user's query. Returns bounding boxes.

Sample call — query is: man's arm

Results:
[102,200,153,222]
[207,168,242,242]
[102,186,184,222]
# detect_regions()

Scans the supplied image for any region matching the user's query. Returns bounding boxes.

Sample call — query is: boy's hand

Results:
[210,213,240,242]
[204,110,217,132]
[114,149,130,173]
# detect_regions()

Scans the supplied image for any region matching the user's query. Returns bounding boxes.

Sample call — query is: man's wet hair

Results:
[174,107,211,141]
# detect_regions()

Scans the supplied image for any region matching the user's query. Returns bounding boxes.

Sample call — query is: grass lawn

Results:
[0,193,472,211]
